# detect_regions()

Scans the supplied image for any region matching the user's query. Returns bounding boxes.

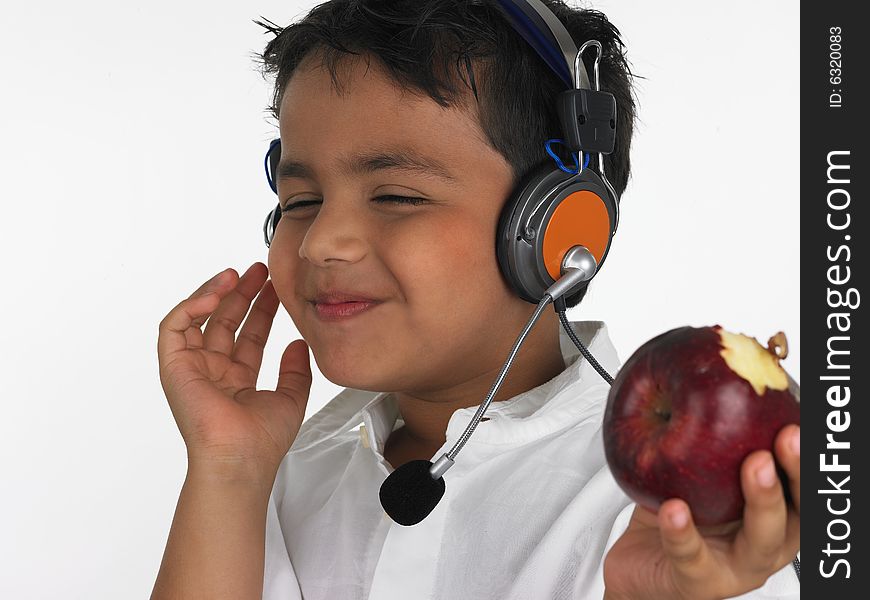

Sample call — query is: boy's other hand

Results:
[157,261,312,481]
[603,424,800,600]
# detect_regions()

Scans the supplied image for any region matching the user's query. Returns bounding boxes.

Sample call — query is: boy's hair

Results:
[252,0,637,309]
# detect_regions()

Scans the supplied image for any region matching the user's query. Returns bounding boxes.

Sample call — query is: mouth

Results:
[311,300,382,322]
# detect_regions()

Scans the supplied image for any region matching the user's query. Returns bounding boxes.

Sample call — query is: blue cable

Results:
[545,139,590,174]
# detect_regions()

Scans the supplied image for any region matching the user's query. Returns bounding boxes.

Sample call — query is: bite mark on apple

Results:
[717,329,788,396]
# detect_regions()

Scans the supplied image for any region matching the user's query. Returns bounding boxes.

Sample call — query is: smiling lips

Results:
[313,301,380,320]
[313,291,380,304]
[310,290,383,322]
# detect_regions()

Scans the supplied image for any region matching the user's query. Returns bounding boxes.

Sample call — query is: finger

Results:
[177,268,236,348]
[276,339,313,403]
[658,499,714,580]
[782,504,801,566]
[731,450,788,576]
[775,425,802,564]
[158,291,221,365]
[202,262,268,355]
[774,424,800,515]
[189,268,237,330]
[187,267,233,300]
[231,279,280,375]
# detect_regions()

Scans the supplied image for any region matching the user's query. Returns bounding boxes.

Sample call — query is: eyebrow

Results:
[276,146,460,186]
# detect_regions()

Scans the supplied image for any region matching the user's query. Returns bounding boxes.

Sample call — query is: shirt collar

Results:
[290,318,620,456]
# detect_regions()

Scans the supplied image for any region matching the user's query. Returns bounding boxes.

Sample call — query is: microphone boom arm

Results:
[429,246,599,479]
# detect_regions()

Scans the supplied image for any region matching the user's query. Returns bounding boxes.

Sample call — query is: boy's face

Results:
[269,51,548,392]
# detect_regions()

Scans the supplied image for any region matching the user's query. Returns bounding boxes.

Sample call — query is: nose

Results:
[297,197,369,267]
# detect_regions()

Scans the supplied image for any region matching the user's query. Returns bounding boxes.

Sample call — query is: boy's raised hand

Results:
[603,424,800,600]
[157,261,312,480]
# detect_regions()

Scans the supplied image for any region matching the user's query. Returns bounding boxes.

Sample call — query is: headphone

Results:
[262,0,620,304]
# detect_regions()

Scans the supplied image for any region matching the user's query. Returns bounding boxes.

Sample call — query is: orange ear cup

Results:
[541,189,611,280]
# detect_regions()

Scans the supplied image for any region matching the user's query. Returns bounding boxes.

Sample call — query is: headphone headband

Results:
[493,0,589,89]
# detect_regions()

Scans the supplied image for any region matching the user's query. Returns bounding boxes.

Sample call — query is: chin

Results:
[310,344,391,391]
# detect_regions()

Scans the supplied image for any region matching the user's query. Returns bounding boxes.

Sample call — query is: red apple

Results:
[602,325,800,526]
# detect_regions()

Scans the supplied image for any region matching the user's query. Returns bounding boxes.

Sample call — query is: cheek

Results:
[266,232,304,310]
[446,213,512,291]
[387,214,511,308]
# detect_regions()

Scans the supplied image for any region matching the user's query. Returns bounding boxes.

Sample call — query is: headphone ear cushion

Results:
[496,163,618,303]
[266,138,281,194]
[496,163,570,303]
[263,203,281,248]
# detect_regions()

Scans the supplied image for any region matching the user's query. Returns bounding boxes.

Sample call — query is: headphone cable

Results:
[553,295,614,385]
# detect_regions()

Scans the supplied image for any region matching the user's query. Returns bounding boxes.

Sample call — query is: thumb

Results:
[657,499,709,576]
[276,339,313,407]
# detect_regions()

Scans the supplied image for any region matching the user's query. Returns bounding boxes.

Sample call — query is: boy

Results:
[152,1,800,598]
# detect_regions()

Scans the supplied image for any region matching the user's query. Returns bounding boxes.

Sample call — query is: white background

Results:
[0,1,799,597]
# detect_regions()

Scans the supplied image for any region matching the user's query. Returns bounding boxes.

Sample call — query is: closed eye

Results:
[281,195,428,212]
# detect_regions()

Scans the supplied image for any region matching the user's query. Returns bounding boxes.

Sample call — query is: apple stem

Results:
[766,331,789,360]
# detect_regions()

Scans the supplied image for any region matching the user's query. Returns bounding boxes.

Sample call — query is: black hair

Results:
[252,0,638,308]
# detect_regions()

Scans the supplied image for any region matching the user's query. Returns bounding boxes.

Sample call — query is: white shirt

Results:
[262,319,800,600]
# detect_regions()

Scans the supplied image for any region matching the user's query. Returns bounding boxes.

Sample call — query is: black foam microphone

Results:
[379,460,446,526]
[379,247,601,526]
